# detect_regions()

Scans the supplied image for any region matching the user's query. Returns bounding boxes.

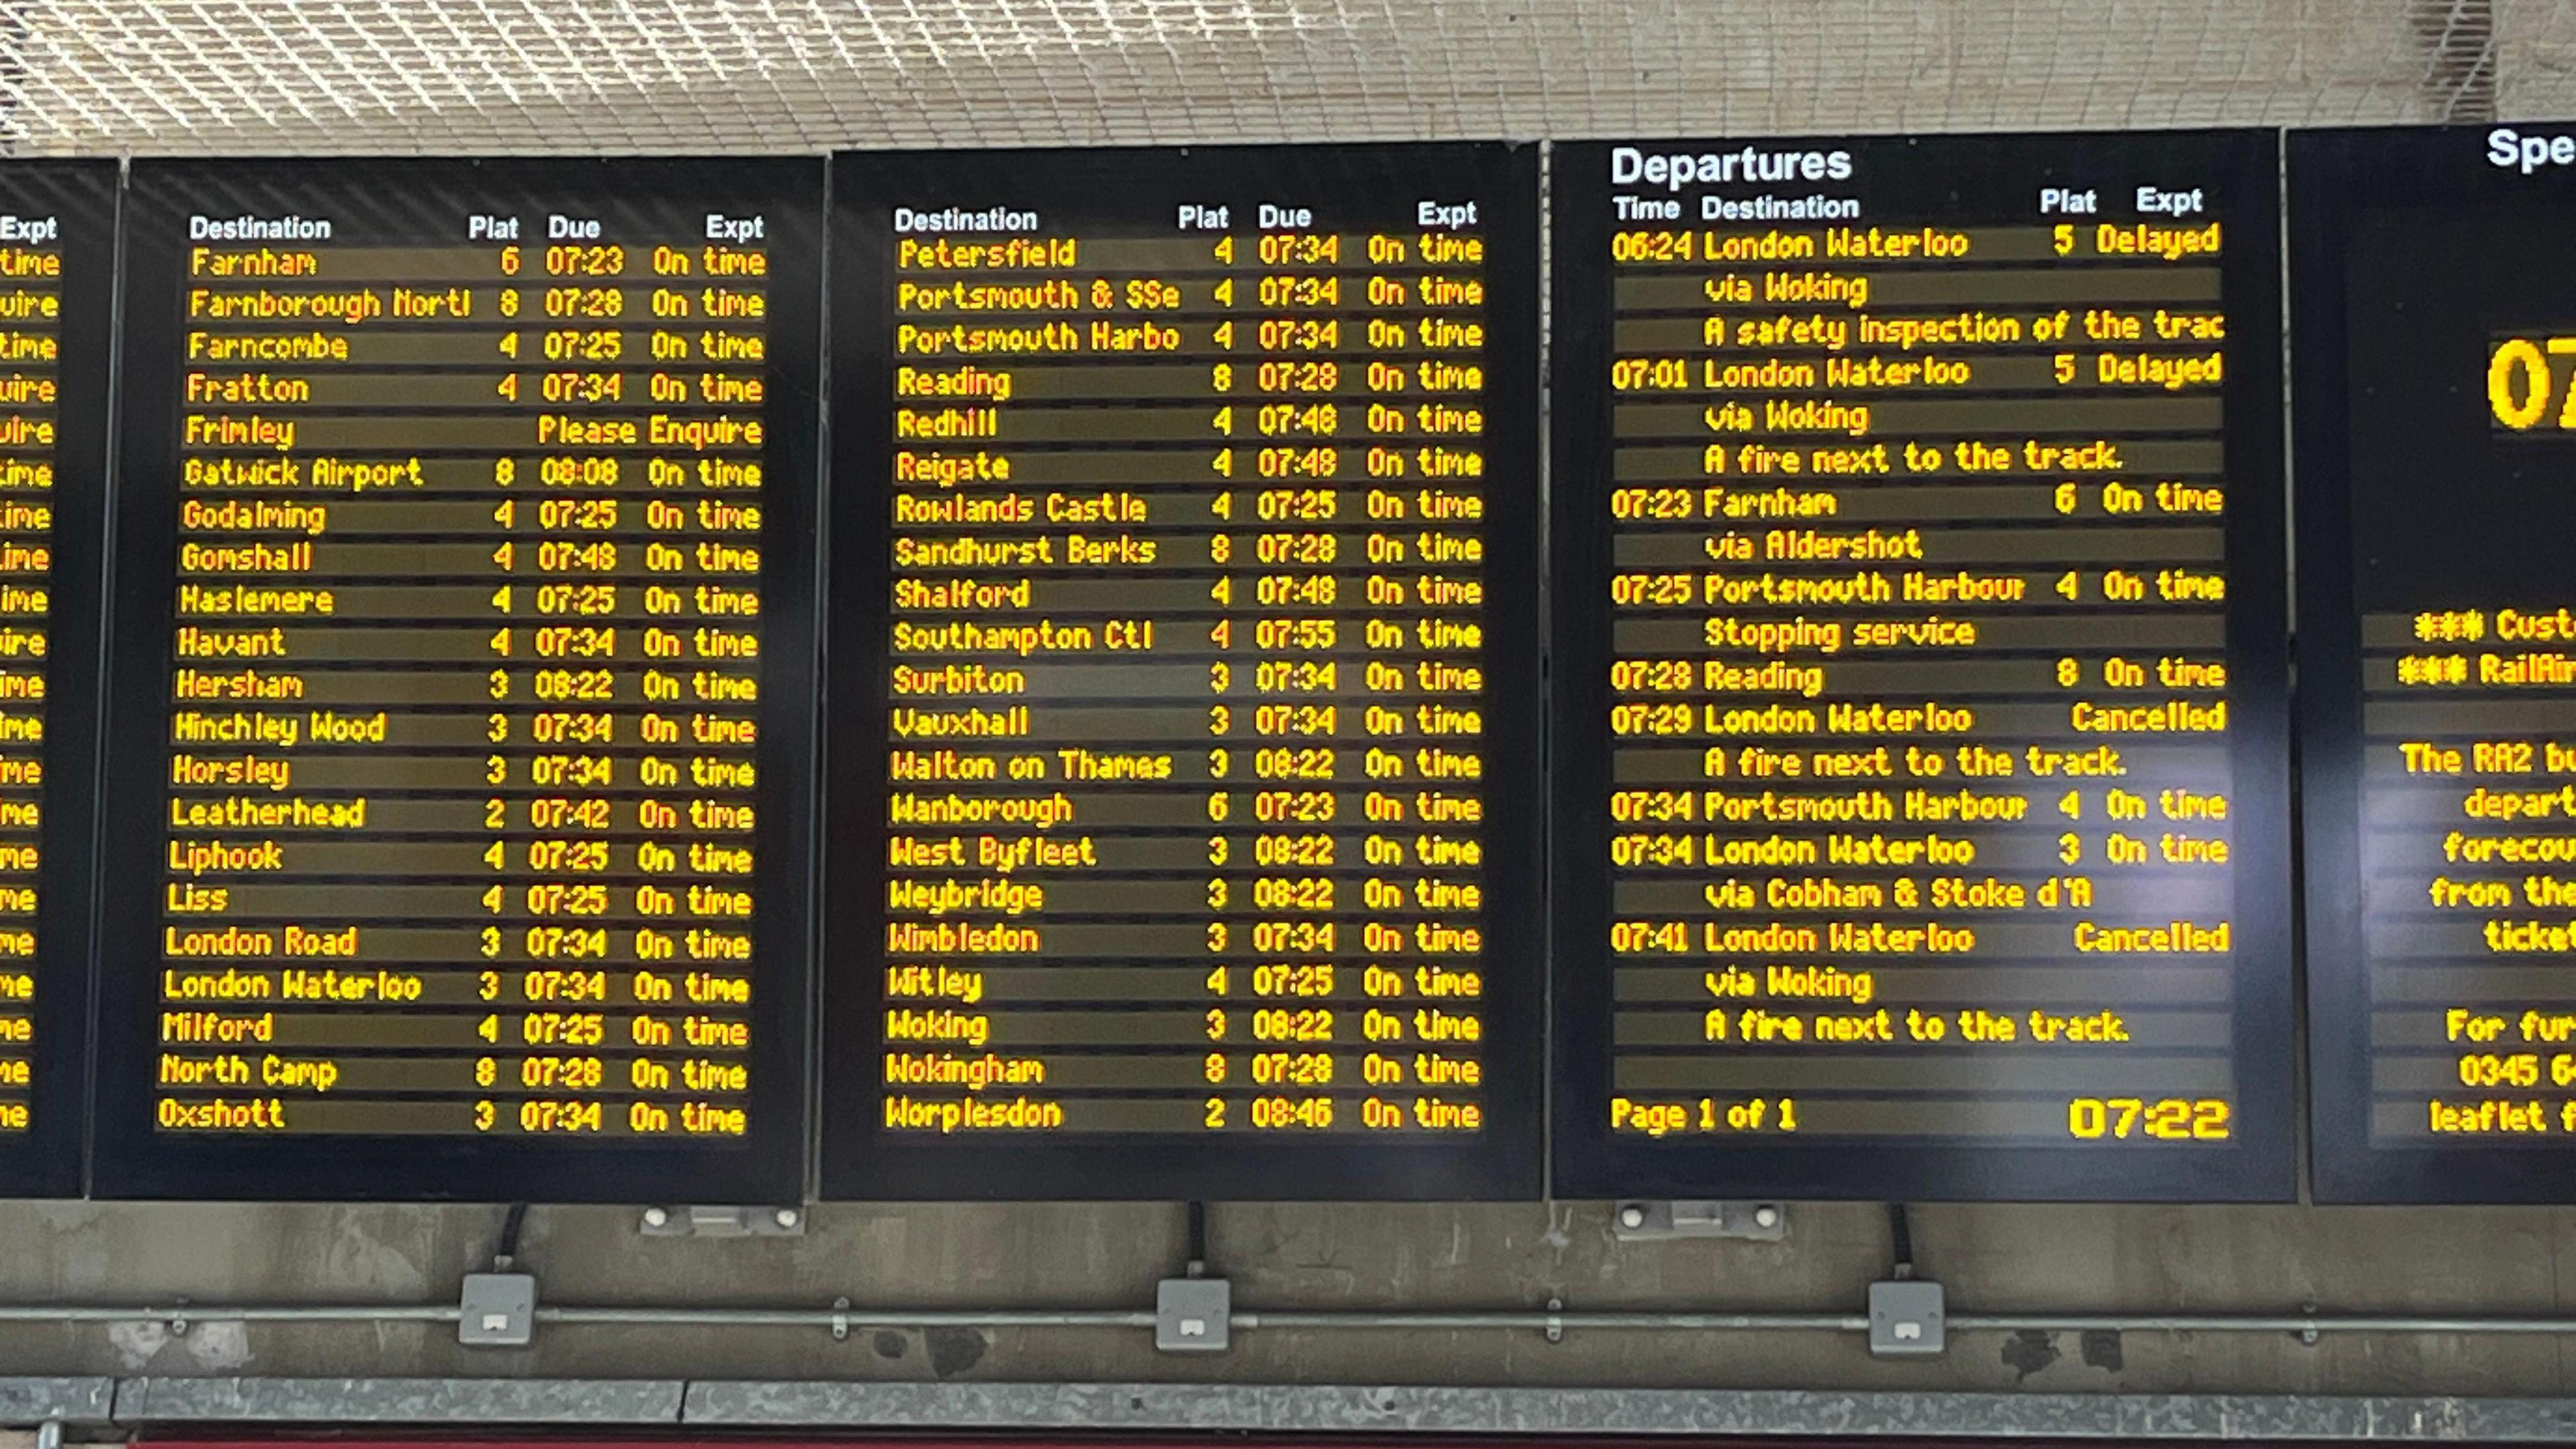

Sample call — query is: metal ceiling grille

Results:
[0,0,2561,157]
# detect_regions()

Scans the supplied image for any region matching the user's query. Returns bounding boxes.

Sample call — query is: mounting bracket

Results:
[638,1205,807,1238]
[1611,1199,1788,1242]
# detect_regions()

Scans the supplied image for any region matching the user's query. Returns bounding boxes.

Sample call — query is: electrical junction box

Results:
[1155,1276,1230,1353]
[458,1272,537,1348]
[1868,1279,1945,1356]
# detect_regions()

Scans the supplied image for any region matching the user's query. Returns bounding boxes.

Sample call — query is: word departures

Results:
[1550,133,2296,1201]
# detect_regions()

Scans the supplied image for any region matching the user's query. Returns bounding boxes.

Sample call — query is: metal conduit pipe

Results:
[1234,1311,1869,1332]
[5,1301,2576,1336]
[1945,1313,2576,1336]
[543,1307,1159,1329]
[0,1305,462,1324]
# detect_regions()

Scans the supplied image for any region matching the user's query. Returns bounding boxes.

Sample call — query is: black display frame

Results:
[820,142,1547,1201]
[1548,129,2299,1202]
[0,162,115,1201]
[89,156,824,1203]
[2289,123,2576,1204]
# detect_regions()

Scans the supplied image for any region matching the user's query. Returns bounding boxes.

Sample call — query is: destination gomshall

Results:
[92,160,821,1201]
[1550,132,2296,1201]
[824,144,1546,1200]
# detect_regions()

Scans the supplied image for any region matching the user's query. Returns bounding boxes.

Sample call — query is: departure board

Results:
[91,160,821,1201]
[822,144,1543,1200]
[0,164,112,1201]
[2290,125,2576,1202]
[1550,133,2294,1201]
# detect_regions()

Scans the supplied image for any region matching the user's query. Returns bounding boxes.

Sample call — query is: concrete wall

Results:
[1,1199,2570,1397]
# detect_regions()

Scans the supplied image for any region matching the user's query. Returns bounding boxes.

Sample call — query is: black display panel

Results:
[823,144,1543,1199]
[2290,125,2576,1202]
[1550,132,2294,1201]
[0,164,113,1200]
[92,159,820,1201]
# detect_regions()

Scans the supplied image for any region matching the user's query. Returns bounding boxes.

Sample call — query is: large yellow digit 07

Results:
[2487,336,2576,429]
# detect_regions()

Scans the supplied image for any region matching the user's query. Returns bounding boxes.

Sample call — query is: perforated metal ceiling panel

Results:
[0,0,2554,157]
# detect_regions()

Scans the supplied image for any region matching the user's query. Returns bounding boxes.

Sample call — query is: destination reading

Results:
[2294,126,2576,1202]
[92,160,819,1201]
[0,163,111,1201]
[824,144,1542,1200]
[1550,133,2294,1201]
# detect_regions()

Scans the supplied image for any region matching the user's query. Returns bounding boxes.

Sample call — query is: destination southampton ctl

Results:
[0,129,2560,1204]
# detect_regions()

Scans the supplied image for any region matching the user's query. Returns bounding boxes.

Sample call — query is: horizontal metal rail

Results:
[1,1301,2574,1336]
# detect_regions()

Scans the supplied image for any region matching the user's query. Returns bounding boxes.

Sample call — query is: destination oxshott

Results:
[86,158,819,1202]
[1550,131,2296,1203]
[0,127,2548,1205]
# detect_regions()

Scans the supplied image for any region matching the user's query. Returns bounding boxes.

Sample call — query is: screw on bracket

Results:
[2299,1302,2320,1346]
[831,1295,851,1342]
[1544,1296,1564,1344]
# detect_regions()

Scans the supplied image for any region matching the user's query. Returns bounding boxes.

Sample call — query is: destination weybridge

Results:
[886,877,1046,916]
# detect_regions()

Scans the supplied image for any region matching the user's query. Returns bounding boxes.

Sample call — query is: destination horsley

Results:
[143,200,781,1140]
